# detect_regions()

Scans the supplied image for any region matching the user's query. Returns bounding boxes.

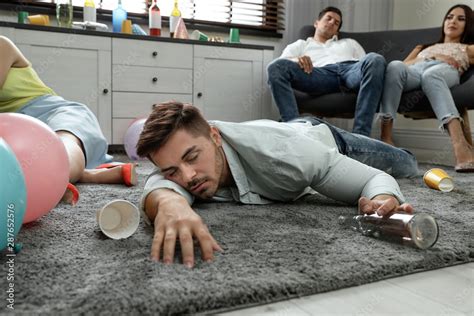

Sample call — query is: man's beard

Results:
[188,144,224,200]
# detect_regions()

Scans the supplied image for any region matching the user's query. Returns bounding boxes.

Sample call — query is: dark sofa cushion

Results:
[294,26,474,118]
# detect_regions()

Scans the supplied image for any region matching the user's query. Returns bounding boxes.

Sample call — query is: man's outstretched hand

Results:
[358,195,414,217]
[147,190,222,268]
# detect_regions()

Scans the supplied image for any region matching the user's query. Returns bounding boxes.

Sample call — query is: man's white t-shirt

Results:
[280,35,366,67]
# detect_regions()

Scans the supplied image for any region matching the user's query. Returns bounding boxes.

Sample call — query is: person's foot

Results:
[455,161,474,173]
[94,162,137,186]
[453,143,474,172]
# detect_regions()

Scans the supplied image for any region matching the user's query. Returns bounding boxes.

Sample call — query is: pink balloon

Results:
[123,118,147,161]
[0,113,69,223]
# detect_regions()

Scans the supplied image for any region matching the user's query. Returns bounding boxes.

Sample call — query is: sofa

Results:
[294,26,473,142]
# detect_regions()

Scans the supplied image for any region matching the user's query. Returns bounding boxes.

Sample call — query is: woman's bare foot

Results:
[80,163,137,186]
[447,119,474,171]
[453,142,474,171]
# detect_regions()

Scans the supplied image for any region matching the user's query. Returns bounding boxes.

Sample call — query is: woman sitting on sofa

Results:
[378,4,473,172]
[0,36,136,204]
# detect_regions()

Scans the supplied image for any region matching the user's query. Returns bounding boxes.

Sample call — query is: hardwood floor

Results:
[220,263,474,316]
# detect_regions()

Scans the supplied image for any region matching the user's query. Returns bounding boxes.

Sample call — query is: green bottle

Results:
[56,0,73,28]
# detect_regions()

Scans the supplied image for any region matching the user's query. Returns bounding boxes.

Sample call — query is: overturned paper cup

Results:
[28,14,50,26]
[190,30,208,41]
[423,168,454,192]
[96,200,140,239]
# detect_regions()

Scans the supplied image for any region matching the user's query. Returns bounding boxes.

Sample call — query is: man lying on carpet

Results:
[136,101,418,268]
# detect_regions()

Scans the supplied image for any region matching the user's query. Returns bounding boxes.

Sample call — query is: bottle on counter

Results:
[169,0,181,38]
[338,212,439,249]
[83,0,96,23]
[112,0,127,33]
[149,0,161,36]
[56,0,73,28]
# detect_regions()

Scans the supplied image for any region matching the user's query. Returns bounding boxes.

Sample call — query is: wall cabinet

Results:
[193,46,263,122]
[1,25,273,145]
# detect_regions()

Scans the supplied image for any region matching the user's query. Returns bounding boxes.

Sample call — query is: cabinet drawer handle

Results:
[152,77,158,82]
[197,92,203,98]
[152,51,158,57]
[103,88,109,94]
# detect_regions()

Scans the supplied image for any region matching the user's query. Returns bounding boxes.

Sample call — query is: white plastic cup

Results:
[190,30,209,41]
[96,200,140,239]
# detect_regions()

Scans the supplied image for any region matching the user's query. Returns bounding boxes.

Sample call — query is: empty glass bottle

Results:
[56,0,73,28]
[113,0,127,33]
[338,212,439,249]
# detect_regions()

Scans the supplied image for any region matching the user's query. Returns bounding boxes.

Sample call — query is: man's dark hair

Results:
[318,6,343,30]
[136,101,211,162]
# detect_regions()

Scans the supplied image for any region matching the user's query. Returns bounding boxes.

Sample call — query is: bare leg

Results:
[446,119,474,167]
[380,119,395,146]
[57,131,86,183]
[57,131,131,204]
[80,167,125,184]
[56,131,125,184]
[460,108,473,146]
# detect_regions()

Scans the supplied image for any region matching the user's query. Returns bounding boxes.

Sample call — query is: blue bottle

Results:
[112,0,127,33]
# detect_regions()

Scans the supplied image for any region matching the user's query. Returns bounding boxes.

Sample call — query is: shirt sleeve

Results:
[350,39,366,59]
[139,168,195,225]
[309,148,405,205]
[280,40,306,59]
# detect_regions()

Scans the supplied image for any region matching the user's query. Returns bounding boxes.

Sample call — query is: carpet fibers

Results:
[1,157,473,315]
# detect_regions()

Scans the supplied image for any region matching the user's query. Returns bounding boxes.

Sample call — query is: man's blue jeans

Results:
[290,116,419,178]
[267,53,386,136]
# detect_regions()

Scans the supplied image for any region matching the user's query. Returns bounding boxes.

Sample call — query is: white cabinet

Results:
[112,92,193,145]
[193,46,264,122]
[14,30,112,142]
[2,24,274,145]
[0,27,15,40]
[111,38,193,144]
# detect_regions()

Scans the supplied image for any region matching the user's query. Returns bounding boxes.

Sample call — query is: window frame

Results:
[1,1,283,38]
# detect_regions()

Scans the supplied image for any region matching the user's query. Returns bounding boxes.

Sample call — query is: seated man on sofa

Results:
[267,6,386,136]
[136,101,417,267]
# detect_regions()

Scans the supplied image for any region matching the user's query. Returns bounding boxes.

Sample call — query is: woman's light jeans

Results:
[379,60,460,128]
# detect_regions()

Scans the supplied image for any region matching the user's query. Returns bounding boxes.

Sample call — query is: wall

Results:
[392,0,473,30]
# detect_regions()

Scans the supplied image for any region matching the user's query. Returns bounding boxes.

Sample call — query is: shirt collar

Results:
[221,138,251,196]
[310,34,339,44]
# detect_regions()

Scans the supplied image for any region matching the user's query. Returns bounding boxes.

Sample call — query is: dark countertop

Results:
[0,21,275,50]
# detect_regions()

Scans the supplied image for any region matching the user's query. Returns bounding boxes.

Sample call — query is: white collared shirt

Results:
[280,36,366,67]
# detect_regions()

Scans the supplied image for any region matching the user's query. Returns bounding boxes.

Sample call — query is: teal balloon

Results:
[0,138,27,251]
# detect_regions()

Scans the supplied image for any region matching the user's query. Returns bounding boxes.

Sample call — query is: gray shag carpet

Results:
[1,155,473,315]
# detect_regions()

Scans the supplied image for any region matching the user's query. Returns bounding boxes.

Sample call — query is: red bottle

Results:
[149,0,161,36]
